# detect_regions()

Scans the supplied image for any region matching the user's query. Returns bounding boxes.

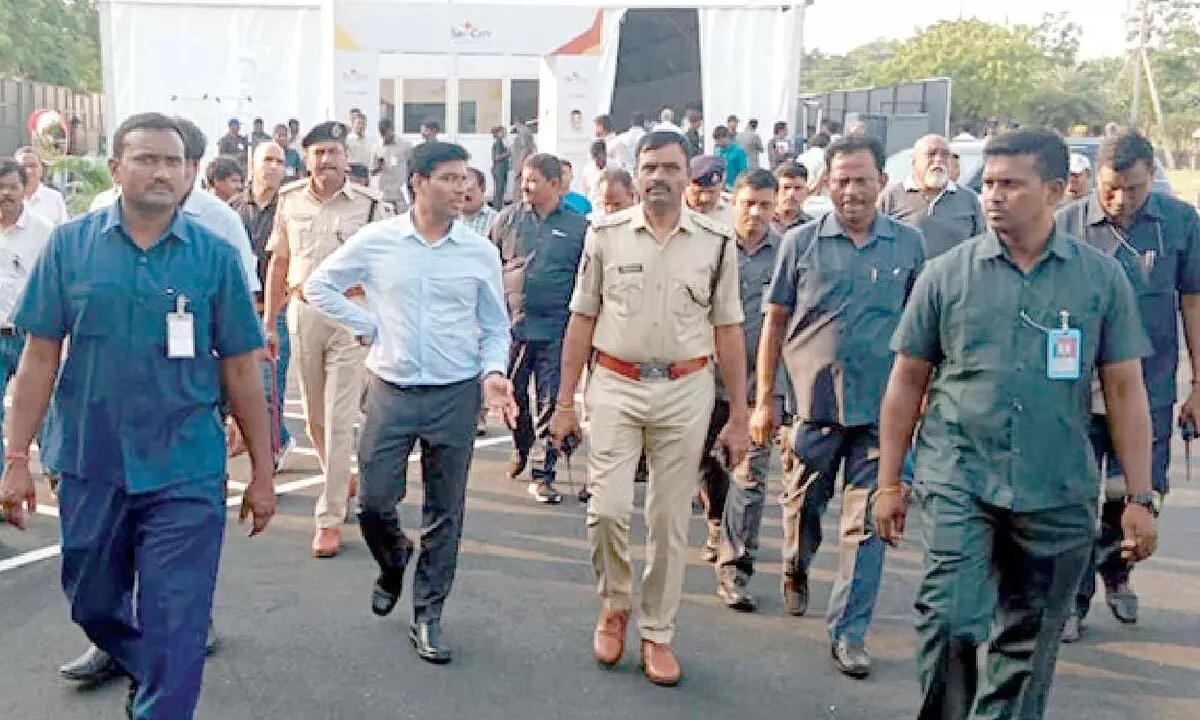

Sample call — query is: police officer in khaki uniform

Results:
[684,155,735,230]
[550,130,751,688]
[263,121,391,558]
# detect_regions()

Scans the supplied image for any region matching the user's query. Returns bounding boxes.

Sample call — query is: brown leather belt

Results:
[291,285,365,304]
[594,351,708,381]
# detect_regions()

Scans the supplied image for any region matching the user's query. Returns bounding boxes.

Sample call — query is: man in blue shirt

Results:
[0,112,275,720]
[489,153,588,504]
[713,125,748,191]
[560,159,593,216]
[304,141,517,665]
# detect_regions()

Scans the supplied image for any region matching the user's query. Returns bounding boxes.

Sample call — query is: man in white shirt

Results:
[0,159,53,458]
[619,113,647,170]
[14,147,69,225]
[88,122,260,295]
[346,112,373,170]
[652,108,685,137]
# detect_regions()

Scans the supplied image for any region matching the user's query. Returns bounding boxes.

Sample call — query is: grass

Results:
[1167,169,1200,206]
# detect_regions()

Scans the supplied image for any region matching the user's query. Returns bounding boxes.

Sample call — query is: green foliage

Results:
[0,0,101,91]
[51,155,110,216]
[801,7,1200,146]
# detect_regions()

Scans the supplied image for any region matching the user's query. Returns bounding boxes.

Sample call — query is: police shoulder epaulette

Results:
[591,207,636,230]
[279,178,308,194]
[691,210,735,239]
[351,183,383,202]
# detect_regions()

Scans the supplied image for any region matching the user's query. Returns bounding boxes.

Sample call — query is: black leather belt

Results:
[0,327,16,337]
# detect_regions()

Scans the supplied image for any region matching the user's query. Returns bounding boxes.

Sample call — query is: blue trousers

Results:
[261,309,291,448]
[779,422,886,646]
[58,474,226,720]
[508,339,561,485]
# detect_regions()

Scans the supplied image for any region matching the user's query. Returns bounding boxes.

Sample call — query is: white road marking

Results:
[0,433,515,576]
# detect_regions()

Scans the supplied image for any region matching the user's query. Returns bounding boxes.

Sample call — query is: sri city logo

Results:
[451,21,492,41]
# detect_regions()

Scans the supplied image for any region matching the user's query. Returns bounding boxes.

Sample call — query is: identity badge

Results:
[166,293,196,360]
[1046,328,1081,380]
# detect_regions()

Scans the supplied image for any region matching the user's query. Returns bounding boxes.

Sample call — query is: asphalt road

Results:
[1,393,1199,720]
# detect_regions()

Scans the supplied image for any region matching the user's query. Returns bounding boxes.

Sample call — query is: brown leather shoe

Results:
[312,527,342,558]
[640,639,681,686]
[592,608,629,667]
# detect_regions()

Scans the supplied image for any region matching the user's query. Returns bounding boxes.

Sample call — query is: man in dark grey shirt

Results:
[878,134,984,258]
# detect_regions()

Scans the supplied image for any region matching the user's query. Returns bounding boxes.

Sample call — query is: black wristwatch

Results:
[1126,491,1158,515]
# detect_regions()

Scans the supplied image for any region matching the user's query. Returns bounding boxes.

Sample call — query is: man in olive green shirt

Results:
[875,130,1160,720]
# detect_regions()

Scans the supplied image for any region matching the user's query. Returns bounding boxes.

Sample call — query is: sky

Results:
[804,0,1133,60]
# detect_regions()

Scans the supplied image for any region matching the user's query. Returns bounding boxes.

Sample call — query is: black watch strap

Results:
[1127,491,1159,514]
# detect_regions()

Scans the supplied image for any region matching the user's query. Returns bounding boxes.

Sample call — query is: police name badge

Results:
[1046,311,1081,381]
[166,294,196,359]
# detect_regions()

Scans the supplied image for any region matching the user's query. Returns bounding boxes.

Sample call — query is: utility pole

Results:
[1130,0,1148,127]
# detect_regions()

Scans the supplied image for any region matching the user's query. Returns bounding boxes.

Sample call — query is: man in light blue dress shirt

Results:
[304,141,517,665]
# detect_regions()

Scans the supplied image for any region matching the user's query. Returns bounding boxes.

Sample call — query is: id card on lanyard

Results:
[166,294,196,359]
[1046,311,1081,381]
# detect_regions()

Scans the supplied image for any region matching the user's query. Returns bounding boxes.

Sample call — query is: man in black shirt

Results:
[218,118,249,167]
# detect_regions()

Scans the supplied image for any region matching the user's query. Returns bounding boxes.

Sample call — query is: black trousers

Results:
[357,374,481,624]
[698,399,731,522]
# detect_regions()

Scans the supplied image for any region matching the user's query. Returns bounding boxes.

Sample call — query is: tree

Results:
[1034,12,1083,66]
[872,19,1054,122]
[0,0,101,91]
[1020,67,1107,132]
[799,40,899,94]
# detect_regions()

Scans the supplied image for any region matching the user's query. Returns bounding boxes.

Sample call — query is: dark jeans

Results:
[508,339,561,485]
[1075,409,1171,617]
[59,473,225,720]
[699,399,731,522]
[357,374,481,624]
[915,487,1093,720]
[260,309,291,448]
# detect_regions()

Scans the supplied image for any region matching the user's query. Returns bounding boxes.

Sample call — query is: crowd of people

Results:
[0,100,1190,720]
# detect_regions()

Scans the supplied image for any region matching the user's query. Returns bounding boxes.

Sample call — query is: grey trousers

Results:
[915,486,1093,720]
[357,373,481,624]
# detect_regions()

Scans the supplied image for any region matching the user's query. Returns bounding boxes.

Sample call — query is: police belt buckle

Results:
[639,362,671,381]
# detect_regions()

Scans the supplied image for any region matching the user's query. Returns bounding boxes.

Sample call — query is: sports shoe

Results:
[528,482,563,504]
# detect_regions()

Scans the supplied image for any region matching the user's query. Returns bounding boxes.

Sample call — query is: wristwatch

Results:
[1126,491,1159,515]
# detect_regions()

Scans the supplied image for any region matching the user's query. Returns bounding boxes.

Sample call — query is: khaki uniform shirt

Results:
[266,179,392,290]
[569,204,743,363]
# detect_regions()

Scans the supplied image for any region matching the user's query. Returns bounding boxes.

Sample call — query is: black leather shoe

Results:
[409,621,453,664]
[59,645,118,683]
[507,452,528,480]
[1106,582,1139,624]
[371,545,414,617]
[782,573,809,617]
[716,572,758,613]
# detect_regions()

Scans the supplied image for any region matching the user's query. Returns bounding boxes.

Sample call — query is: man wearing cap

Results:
[1063,153,1092,206]
[218,119,249,168]
[685,155,734,229]
[879,134,984,259]
[263,120,392,558]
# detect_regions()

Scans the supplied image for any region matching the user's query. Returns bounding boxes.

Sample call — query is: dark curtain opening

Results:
[609,9,702,133]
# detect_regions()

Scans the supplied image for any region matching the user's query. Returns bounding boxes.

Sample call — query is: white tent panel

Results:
[102,0,324,152]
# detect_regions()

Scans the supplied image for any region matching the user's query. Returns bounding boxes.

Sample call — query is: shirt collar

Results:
[902,175,959,193]
[630,204,695,238]
[817,210,896,242]
[10,204,31,230]
[977,229,1072,262]
[520,200,565,219]
[1084,191,1160,226]
[739,229,779,254]
[395,210,465,246]
[101,200,191,244]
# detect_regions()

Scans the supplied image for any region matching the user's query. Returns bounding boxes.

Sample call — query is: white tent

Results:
[99,0,806,185]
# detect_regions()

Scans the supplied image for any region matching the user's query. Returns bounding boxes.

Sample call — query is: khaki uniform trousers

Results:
[288,299,367,529]
[585,363,715,645]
